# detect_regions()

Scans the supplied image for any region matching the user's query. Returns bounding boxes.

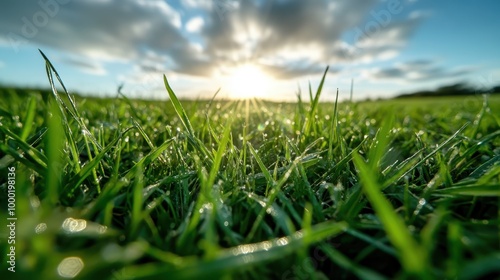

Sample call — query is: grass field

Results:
[1,60,500,280]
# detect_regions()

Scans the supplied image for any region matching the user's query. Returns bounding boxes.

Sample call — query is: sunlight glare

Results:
[226,64,272,99]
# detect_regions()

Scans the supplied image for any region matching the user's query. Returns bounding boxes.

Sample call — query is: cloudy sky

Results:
[0,0,499,101]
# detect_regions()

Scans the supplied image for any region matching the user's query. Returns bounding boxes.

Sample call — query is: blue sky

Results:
[0,0,499,101]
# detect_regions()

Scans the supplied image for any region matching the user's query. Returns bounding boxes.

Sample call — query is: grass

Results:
[0,54,499,279]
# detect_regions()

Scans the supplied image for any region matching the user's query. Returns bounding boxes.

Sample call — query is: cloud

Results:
[0,0,185,61]
[350,14,425,62]
[197,0,381,78]
[185,16,204,33]
[180,0,214,10]
[0,0,426,80]
[259,63,332,80]
[59,57,106,75]
[366,60,473,82]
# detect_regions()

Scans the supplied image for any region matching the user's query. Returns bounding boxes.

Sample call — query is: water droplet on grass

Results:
[98,225,107,234]
[62,218,87,233]
[276,237,289,246]
[35,223,47,234]
[30,196,40,208]
[413,198,427,216]
[57,257,84,278]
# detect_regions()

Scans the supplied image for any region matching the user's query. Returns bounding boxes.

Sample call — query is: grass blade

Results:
[119,221,347,279]
[20,96,37,141]
[163,74,212,162]
[45,101,65,205]
[436,184,500,196]
[353,153,427,277]
[163,75,195,136]
[304,66,329,135]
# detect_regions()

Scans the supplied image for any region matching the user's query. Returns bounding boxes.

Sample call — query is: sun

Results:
[225,64,272,99]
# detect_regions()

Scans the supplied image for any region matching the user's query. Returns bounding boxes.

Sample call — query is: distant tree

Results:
[435,83,474,96]
[394,82,487,99]
[491,85,500,93]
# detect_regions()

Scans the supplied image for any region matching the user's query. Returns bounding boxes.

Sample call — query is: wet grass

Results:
[0,56,499,279]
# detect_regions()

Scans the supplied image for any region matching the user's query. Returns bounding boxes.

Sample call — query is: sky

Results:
[0,0,499,101]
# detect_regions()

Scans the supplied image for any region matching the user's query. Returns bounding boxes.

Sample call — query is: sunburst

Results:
[225,64,272,99]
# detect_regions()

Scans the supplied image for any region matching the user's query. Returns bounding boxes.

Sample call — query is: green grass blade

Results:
[353,153,427,276]
[447,221,463,278]
[346,228,397,257]
[163,74,212,162]
[328,88,340,160]
[436,184,500,196]
[319,243,387,280]
[206,117,233,192]
[45,101,65,205]
[467,154,500,179]
[40,52,81,173]
[0,124,48,168]
[396,122,469,182]
[163,74,195,136]
[368,114,393,168]
[458,253,500,280]
[247,142,274,194]
[20,96,37,141]
[39,49,82,120]
[118,221,347,279]
[63,130,130,197]
[0,142,46,175]
[304,66,329,135]
[129,161,145,241]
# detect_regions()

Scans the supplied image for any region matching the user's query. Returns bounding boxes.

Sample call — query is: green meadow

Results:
[1,58,499,279]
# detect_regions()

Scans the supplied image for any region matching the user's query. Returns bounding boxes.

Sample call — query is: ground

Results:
[0,69,499,279]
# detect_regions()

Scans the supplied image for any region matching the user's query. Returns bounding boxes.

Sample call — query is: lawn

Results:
[1,59,499,279]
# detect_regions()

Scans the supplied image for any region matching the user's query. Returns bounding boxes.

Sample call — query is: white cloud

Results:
[137,0,182,28]
[364,60,472,83]
[181,0,212,9]
[0,0,184,62]
[59,57,107,76]
[186,17,204,33]
[0,0,427,80]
